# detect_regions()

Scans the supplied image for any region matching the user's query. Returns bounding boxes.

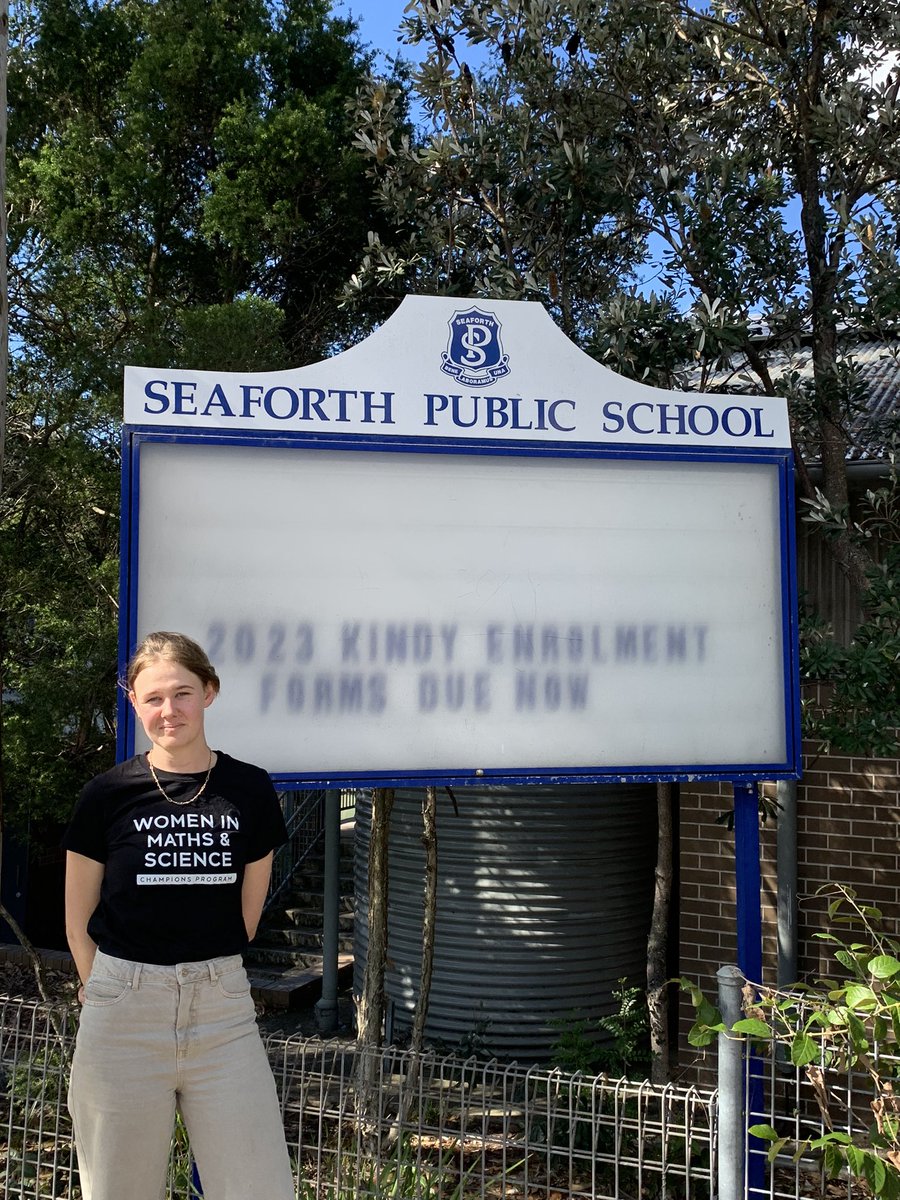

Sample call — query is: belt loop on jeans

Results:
[132,961,143,991]
[207,960,218,983]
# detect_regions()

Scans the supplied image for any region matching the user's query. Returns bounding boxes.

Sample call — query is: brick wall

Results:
[676,741,900,1085]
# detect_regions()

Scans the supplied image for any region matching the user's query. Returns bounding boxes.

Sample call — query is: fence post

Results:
[717,964,746,1200]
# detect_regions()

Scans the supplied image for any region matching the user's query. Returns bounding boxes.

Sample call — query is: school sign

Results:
[119,295,800,789]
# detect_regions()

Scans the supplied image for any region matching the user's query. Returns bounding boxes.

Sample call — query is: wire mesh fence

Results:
[1,996,716,1200]
[0,1000,78,1200]
[279,1036,717,1199]
[745,1028,900,1200]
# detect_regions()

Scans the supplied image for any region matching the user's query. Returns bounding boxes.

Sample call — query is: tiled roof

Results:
[687,336,899,463]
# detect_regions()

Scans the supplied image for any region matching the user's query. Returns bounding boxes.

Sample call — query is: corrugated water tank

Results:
[354,784,658,1062]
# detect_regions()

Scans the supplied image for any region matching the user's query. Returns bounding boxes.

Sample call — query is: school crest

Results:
[440,308,511,387]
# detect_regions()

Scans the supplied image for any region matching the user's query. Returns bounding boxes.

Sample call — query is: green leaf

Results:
[732,1018,772,1037]
[696,999,723,1027]
[845,984,878,1010]
[766,1137,789,1164]
[847,1010,870,1052]
[864,1152,887,1194]
[790,1032,818,1067]
[823,1142,844,1178]
[687,1023,719,1048]
[847,1144,866,1176]
[748,1124,779,1141]
[869,956,900,980]
[880,1164,900,1200]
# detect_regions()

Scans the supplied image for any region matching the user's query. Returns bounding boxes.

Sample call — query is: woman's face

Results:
[129,658,215,758]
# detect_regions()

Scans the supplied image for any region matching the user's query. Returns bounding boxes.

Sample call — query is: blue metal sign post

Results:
[734,782,763,988]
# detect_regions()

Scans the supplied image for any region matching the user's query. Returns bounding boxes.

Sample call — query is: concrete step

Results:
[278,886,354,909]
[282,904,355,927]
[245,946,328,970]
[247,953,354,1010]
[257,926,354,952]
[287,874,356,898]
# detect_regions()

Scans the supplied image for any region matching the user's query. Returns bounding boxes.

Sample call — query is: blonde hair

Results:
[126,632,221,694]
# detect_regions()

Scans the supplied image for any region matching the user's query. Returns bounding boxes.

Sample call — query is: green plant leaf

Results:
[687,1022,720,1048]
[870,956,900,980]
[823,1142,844,1178]
[880,1164,900,1200]
[732,1018,772,1037]
[790,1032,818,1066]
[846,1010,870,1052]
[766,1137,789,1163]
[847,1144,866,1176]
[864,1152,887,1194]
[845,984,879,1009]
[748,1124,779,1141]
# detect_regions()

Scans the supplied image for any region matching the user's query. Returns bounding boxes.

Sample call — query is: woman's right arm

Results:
[65,851,105,986]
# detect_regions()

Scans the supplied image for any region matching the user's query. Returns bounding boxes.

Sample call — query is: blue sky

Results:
[337,0,424,67]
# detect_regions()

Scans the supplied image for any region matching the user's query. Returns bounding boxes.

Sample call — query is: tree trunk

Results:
[356,787,394,1047]
[793,21,873,597]
[410,785,437,1056]
[647,782,673,1084]
[386,785,438,1148]
[354,787,394,1144]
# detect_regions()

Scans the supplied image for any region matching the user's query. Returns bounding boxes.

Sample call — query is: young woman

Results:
[63,631,295,1200]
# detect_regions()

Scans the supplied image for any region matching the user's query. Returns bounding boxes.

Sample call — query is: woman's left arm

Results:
[242,852,274,941]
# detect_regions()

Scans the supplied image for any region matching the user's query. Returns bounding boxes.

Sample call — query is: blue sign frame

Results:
[117,423,801,790]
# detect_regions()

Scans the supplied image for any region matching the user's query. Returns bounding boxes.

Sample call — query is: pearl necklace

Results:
[147,750,214,806]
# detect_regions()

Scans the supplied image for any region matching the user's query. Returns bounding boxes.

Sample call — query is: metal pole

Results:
[717,965,745,1200]
[733,782,763,987]
[733,781,766,1198]
[315,790,341,1033]
[776,779,798,988]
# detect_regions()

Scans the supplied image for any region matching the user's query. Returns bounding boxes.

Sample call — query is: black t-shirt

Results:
[62,751,288,965]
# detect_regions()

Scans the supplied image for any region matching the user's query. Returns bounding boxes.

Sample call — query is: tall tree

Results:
[1,0,393,838]
[351,0,900,591]
[348,14,646,338]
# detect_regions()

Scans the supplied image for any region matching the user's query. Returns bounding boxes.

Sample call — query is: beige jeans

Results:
[69,950,294,1200]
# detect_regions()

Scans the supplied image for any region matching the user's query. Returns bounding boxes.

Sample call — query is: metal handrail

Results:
[266,789,327,910]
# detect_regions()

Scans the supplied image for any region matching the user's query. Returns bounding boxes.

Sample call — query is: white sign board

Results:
[125,297,790,449]
[121,297,799,785]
